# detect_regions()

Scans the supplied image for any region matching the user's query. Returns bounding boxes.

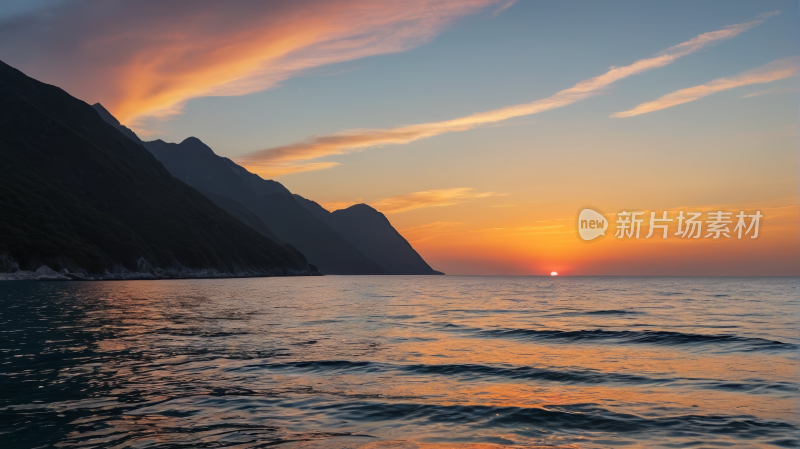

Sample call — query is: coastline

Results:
[0,264,321,281]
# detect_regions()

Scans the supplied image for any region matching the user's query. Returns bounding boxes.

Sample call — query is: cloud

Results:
[492,0,517,17]
[371,187,498,214]
[399,221,464,242]
[257,162,341,178]
[612,56,799,117]
[474,225,565,235]
[740,86,799,98]
[237,14,772,176]
[0,0,503,129]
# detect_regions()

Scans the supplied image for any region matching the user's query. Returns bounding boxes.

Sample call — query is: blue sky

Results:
[134,1,798,158]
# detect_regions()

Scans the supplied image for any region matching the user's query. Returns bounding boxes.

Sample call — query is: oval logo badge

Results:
[578,208,608,241]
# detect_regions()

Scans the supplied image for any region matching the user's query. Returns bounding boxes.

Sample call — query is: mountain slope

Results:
[201,191,284,244]
[293,194,337,227]
[0,60,315,278]
[92,103,143,146]
[254,192,386,274]
[294,197,443,275]
[135,136,384,275]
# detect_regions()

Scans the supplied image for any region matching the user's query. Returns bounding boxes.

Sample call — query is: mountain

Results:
[201,191,284,244]
[92,103,143,146]
[90,104,442,277]
[135,136,385,275]
[142,137,290,200]
[0,60,317,279]
[294,197,443,275]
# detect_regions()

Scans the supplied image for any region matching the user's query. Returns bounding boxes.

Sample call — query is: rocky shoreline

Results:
[0,264,320,281]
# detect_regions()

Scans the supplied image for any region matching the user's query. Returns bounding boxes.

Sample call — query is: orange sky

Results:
[1,1,796,275]
[398,202,798,275]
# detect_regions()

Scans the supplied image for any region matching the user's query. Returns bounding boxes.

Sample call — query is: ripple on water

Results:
[0,276,797,448]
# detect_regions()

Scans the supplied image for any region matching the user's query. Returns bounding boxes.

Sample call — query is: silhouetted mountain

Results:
[143,137,290,199]
[91,104,442,276]
[201,191,284,244]
[293,194,337,227]
[92,103,143,145]
[128,135,384,274]
[252,192,385,274]
[0,60,316,279]
[295,197,443,275]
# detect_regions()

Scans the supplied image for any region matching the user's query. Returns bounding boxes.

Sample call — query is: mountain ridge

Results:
[91,105,443,276]
[0,60,317,279]
[134,133,384,274]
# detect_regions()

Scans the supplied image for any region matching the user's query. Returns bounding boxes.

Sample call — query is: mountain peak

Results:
[178,136,216,156]
[342,203,378,213]
[293,197,442,275]
[180,136,203,145]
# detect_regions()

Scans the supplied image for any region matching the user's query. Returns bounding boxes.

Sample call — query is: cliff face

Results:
[0,60,316,279]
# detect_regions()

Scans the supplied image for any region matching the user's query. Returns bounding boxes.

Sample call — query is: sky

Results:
[1,0,797,275]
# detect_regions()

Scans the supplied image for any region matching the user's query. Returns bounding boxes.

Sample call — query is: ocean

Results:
[1,276,797,448]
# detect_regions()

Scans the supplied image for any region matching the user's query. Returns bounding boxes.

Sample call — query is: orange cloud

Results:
[740,86,799,98]
[0,0,503,129]
[612,56,799,117]
[237,14,773,176]
[256,162,340,178]
[399,221,464,243]
[473,225,566,235]
[371,188,498,214]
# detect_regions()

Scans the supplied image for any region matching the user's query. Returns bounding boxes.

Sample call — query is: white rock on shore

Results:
[0,265,70,281]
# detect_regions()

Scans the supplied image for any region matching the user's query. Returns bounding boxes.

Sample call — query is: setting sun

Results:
[551,271,558,276]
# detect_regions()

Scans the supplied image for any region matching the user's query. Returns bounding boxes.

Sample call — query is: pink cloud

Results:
[612,56,799,117]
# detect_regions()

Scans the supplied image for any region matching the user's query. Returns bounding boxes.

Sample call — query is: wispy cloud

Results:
[371,187,499,214]
[612,56,799,117]
[740,86,799,98]
[258,162,341,178]
[474,225,565,234]
[238,14,773,176]
[399,221,464,242]
[492,0,517,17]
[0,0,503,129]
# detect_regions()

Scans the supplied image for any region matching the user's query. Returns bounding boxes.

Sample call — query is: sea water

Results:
[1,276,797,448]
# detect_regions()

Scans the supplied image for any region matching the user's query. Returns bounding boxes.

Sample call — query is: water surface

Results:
[1,276,798,448]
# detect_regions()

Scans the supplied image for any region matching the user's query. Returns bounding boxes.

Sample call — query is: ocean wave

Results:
[584,309,642,315]
[444,325,797,352]
[248,360,798,394]
[331,401,797,439]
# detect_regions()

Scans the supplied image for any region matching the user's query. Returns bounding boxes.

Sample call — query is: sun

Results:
[550,271,558,276]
